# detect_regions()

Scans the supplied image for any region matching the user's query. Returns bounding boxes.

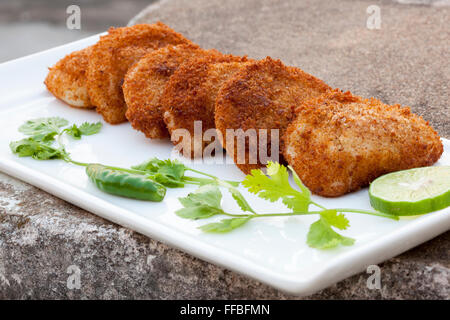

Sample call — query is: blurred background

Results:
[1,0,449,63]
[0,0,155,62]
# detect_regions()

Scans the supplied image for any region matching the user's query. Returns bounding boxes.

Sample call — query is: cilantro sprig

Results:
[10,117,239,189]
[11,117,102,160]
[131,158,239,188]
[176,162,398,249]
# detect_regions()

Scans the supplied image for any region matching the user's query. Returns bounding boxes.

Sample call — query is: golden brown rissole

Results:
[123,44,222,139]
[215,57,331,174]
[283,89,444,197]
[161,54,251,157]
[45,46,93,108]
[87,22,193,124]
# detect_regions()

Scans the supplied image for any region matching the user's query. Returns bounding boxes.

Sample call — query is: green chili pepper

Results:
[86,164,166,201]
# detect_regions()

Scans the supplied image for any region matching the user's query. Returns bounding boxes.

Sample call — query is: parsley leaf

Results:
[306,210,354,249]
[242,161,311,212]
[9,138,65,160]
[199,217,250,233]
[176,184,225,219]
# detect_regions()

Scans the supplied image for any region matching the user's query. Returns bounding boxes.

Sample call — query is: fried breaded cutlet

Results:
[123,44,222,139]
[215,57,331,174]
[283,89,444,197]
[87,22,193,124]
[45,46,93,108]
[161,55,251,158]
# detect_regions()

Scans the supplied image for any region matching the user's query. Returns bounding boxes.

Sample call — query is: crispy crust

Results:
[283,89,444,197]
[161,54,251,157]
[44,47,93,108]
[123,44,222,139]
[87,22,192,124]
[215,57,331,174]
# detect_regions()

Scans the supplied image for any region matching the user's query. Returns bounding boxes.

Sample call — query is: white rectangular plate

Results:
[0,35,449,296]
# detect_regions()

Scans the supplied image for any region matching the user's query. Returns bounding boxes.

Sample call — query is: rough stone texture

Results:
[1,172,448,299]
[0,0,449,299]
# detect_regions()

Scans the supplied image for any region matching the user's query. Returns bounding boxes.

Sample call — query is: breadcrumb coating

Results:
[44,47,93,108]
[123,44,222,139]
[161,54,251,157]
[215,57,331,174]
[87,22,192,124]
[283,89,444,197]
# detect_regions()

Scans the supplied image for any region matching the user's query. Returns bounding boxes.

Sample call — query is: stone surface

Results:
[131,0,450,136]
[1,172,448,299]
[0,0,449,299]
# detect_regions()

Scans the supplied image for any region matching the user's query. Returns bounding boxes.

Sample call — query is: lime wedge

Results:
[369,166,450,216]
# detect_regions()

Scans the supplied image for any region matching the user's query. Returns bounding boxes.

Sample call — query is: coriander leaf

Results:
[151,173,185,188]
[216,180,255,213]
[132,158,187,187]
[158,162,186,180]
[242,161,310,212]
[65,122,102,139]
[230,188,255,213]
[40,131,58,142]
[199,217,250,233]
[10,138,65,160]
[186,184,222,208]
[132,158,186,178]
[306,213,354,249]
[175,184,224,219]
[64,124,82,139]
[31,131,58,143]
[78,122,102,135]
[242,162,290,201]
[320,210,350,230]
[133,158,166,171]
[175,205,223,220]
[288,165,311,199]
[281,197,310,213]
[19,117,68,137]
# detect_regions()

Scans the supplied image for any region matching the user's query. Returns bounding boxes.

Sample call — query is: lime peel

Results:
[369,166,450,216]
